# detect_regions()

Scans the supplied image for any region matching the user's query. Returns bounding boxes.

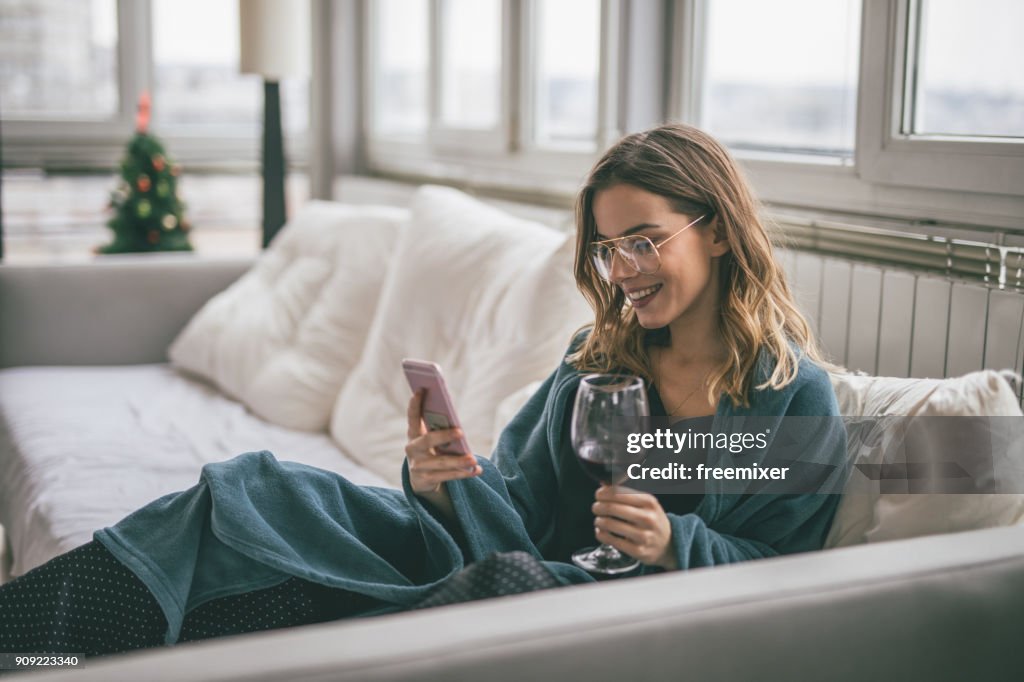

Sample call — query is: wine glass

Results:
[571,373,650,575]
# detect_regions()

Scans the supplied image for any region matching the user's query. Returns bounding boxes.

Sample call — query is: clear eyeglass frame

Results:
[590,214,707,281]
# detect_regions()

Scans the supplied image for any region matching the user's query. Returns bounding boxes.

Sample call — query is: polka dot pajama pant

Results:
[0,542,560,659]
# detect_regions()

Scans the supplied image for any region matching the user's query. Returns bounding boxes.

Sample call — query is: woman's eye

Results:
[631,239,656,256]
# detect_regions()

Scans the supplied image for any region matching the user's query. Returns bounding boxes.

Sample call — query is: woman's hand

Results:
[592,485,678,570]
[405,389,481,498]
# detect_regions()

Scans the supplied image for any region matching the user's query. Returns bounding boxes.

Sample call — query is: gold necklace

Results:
[655,347,711,416]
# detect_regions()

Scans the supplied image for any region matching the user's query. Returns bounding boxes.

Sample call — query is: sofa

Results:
[2,185,1024,681]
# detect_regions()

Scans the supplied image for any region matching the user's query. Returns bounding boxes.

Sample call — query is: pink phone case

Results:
[402,359,472,455]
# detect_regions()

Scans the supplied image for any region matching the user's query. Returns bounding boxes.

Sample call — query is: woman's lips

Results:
[626,283,662,309]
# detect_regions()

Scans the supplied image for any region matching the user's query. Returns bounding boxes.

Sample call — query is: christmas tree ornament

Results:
[98,91,193,254]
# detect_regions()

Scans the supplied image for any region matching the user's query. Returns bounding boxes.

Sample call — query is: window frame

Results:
[856,0,1024,197]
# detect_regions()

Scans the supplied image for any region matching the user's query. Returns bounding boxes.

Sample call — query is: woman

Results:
[0,123,846,658]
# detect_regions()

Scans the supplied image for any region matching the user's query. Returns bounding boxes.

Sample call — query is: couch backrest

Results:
[0,256,253,368]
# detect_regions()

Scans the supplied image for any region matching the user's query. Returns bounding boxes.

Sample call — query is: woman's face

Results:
[591,183,729,330]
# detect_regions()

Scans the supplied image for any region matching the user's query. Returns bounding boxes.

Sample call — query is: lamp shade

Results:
[239,0,310,80]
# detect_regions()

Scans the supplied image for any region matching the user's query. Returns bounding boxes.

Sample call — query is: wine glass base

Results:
[572,544,640,575]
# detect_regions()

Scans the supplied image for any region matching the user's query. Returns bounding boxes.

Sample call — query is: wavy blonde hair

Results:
[567,123,827,408]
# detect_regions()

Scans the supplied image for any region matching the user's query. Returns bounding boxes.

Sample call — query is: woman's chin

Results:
[633,308,669,329]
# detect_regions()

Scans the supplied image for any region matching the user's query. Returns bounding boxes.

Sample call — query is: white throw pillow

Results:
[169,201,409,431]
[826,370,1024,548]
[330,185,592,486]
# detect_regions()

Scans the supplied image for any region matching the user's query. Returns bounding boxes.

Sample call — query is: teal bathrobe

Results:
[95,331,847,644]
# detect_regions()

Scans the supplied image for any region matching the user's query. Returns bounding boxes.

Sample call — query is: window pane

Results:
[152,0,308,135]
[533,0,600,148]
[702,0,861,156]
[373,0,429,135]
[911,0,1024,138]
[439,0,501,130]
[0,0,118,119]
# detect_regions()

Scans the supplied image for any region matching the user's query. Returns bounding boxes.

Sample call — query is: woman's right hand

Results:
[405,389,482,497]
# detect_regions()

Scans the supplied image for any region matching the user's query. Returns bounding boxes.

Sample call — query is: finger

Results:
[416,466,483,487]
[591,501,651,526]
[595,516,649,545]
[423,428,466,451]
[410,453,478,472]
[595,486,658,508]
[406,389,426,438]
[595,527,645,560]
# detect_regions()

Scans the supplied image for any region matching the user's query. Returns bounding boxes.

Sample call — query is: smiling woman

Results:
[569,123,833,417]
[0,123,847,660]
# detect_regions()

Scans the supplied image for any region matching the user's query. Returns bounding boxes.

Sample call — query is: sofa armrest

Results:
[0,254,252,368]
[24,525,1024,682]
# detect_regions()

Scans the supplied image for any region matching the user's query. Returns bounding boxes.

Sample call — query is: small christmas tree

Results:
[99,92,193,254]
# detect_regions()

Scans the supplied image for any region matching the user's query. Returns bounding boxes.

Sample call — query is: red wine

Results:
[576,443,629,485]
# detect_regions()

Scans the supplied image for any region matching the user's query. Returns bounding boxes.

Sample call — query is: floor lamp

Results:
[239,0,310,248]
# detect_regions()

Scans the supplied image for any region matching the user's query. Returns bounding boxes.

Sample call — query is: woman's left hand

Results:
[592,485,678,570]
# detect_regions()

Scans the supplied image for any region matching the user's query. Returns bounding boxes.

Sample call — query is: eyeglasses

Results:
[589,214,707,281]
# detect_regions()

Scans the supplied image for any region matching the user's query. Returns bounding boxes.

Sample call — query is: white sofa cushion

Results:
[330,186,592,485]
[168,201,408,431]
[826,370,1024,547]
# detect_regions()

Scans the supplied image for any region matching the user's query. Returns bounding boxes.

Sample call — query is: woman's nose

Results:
[608,249,636,283]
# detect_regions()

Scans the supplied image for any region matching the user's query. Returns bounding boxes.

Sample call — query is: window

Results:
[700,0,860,159]
[359,1,1023,232]
[366,0,612,187]
[152,0,260,132]
[438,0,502,131]
[906,0,1024,138]
[0,0,119,120]
[531,0,601,149]
[856,0,1024,203]
[153,0,308,144]
[370,0,429,136]
[3,0,310,168]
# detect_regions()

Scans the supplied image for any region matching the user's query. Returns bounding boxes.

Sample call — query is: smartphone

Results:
[402,359,472,456]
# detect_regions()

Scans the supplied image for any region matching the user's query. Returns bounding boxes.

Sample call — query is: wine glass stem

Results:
[593,543,624,563]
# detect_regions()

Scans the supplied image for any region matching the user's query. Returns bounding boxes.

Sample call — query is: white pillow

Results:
[330,186,592,485]
[169,201,409,431]
[826,370,1024,548]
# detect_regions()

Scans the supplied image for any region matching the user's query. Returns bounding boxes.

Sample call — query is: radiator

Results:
[778,249,1024,403]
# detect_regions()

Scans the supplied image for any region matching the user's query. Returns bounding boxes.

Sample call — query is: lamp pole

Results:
[261,80,286,247]
[239,0,310,249]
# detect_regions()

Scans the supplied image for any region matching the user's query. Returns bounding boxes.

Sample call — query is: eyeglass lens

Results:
[591,237,659,280]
